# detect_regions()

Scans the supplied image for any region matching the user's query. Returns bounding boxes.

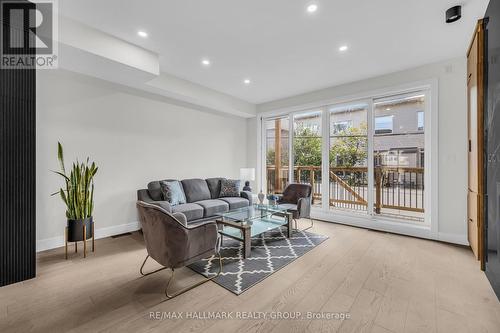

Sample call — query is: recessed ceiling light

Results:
[137,30,148,38]
[243,79,251,85]
[339,45,348,52]
[201,59,211,66]
[386,108,391,111]
[307,4,318,13]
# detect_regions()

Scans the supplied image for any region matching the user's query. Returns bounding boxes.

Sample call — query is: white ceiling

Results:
[60,0,489,104]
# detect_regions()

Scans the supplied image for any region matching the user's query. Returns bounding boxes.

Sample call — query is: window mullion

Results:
[367,99,375,215]
[322,108,330,211]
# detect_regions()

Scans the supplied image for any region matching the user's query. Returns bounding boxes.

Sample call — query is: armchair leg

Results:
[139,255,168,276]
[295,218,314,231]
[302,218,314,231]
[139,253,223,299]
[165,254,223,299]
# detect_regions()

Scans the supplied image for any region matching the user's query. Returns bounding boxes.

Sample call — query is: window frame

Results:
[257,79,438,241]
[417,110,424,131]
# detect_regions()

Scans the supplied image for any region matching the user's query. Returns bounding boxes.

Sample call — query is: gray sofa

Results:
[137,178,252,224]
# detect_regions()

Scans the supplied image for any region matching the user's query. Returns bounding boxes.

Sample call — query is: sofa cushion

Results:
[206,178,224,199]
[172,203,204,221]
[219,197,249,210]
[219,179,241,198]
[147,181,163,201]
[196,199,229,217]
[147,179,177,201]
[159,180,186,206]
[278,203,299,218]
[181,179,211,203]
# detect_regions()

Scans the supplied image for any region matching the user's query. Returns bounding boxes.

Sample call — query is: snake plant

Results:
[52,142,98,220]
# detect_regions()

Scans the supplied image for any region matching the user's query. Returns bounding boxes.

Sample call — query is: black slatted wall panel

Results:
[0,0,36,286]
[485,0,500,299]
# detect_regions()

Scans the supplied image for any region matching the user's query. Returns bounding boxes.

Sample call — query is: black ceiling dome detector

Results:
[446,5,462,23]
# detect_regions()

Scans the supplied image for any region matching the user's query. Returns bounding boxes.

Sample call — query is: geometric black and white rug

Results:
[188,227,328,295]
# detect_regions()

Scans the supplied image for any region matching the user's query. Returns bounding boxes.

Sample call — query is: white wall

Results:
[249,57,468,243]
[36,70,247,251]
[246,117,258,192]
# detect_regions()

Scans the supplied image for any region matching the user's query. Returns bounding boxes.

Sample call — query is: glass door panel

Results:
[293,111,322,207]
[329,103,369,213]
[373,92,425,221]
[264,117,289,195]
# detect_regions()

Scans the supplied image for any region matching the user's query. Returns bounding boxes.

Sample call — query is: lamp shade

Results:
[240,168,255,181]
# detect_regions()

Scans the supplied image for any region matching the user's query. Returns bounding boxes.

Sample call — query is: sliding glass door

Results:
[262,88,430,226]
[264,117,289,195]
[373,92,425,221]
[329,103,369,213]
[293,110,323,207]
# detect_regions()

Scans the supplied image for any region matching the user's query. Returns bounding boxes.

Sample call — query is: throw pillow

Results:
[219,179,241,197]
[159,180,186,206]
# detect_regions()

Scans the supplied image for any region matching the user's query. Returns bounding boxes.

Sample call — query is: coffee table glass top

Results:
[216,204,290,240]
[216,204,287,221]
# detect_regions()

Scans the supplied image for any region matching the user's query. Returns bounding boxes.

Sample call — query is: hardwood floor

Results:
[1,220,499,333]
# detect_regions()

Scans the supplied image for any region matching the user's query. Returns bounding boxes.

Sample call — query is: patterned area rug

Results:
[188,228,328,295]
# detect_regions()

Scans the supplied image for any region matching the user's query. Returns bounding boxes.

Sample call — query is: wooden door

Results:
[467,32,479,259]
[466,20,485,267]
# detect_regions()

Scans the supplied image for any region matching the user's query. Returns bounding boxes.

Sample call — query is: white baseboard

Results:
[437,232,469,246]
[312,211,470,246]
[36,219,469,252]
[36,221,141,253]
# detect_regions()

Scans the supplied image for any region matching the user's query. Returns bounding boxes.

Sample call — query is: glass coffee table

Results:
[215,204,293,258]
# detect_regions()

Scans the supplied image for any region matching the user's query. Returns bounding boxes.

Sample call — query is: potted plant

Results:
[52,142,98,243]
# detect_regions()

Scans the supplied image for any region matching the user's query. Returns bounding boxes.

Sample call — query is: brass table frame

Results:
[216,210,293,259]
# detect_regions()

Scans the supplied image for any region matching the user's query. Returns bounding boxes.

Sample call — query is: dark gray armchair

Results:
[136,201,222,299]
[277,183,314,231]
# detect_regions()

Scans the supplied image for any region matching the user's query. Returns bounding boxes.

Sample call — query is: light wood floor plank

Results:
[370,324,394,333]
[0,220,499,333]
[404,298,437,333]
[338,288,384,333]
[374,294,409,333]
